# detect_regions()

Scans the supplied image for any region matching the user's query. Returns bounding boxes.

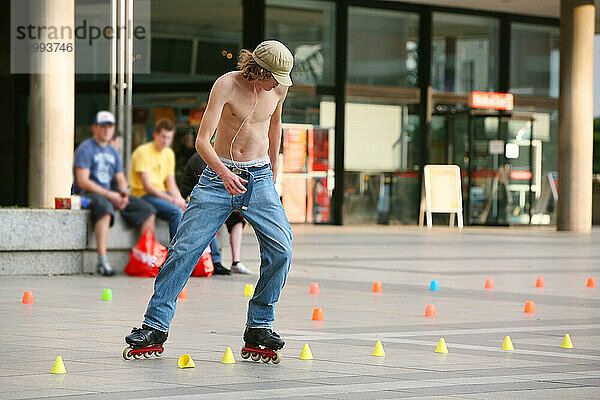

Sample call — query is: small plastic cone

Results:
[524,301,535,313]
[312,307,324,321]
[309,282,320,295]
[299,344,313,360]
[435,338,448,354]
[178,286,187,299]
[50,356,66,374]
[560,333,573,349]
[22,290,34,304]
[484,279,494,290]
[372,281,383,293]
[372,340,385,357]
[221,347,236,364]
[501,336,514,351]
[587,277,596,288]
[178,354,195,368]
[243,284,254,297]
[424,304,436,317]
[102,288,113,301]
[535,277,545,288]
[429,280,439,291]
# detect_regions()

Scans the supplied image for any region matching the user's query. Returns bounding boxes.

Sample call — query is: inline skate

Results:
[123,325,168,360]
[240,327,284,364]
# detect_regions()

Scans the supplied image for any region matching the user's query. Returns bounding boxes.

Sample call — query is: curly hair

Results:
[238,49,273,82]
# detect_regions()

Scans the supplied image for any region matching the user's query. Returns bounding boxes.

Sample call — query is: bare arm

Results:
[166,175,187,210]
[195,76,247,195]
[140,173,172,201]
[268,89,288,183]
[75,168,128,209]
[113,172,129,194]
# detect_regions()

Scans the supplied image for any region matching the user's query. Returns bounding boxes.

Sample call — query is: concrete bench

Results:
[0,209,170,275]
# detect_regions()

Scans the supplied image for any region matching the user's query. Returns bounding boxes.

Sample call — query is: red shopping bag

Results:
[124,228,168,277]
[191,246,214,277]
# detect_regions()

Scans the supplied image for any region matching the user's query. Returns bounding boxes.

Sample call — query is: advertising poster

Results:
[310,128,329,172]
[312,177,330,224]
[283,127,307,173]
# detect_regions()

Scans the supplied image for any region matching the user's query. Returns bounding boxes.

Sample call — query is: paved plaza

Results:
[1,225,599,399]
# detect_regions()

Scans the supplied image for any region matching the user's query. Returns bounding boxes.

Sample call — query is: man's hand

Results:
[221,170,248,196]
[173,196,187,211]
[271,163,278,184]
[106,191,128,210]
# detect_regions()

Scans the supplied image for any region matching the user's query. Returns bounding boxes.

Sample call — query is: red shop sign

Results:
[470,91,514,111]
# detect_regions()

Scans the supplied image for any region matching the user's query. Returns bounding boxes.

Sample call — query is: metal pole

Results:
[124,0,134,179]
[117,0,126,162]
[110,0,117,115]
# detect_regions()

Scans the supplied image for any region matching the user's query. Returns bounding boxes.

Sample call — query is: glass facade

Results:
[432,13,499,93]
[345,7,420,224]
[68,1,564,226]
[266,0,336,86]
[510,23,560,98]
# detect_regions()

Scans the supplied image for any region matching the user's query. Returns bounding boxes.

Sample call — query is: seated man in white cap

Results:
[125,41,294,359]
[73,111,156,276]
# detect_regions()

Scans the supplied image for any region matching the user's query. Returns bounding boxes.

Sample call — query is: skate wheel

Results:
[251,352,261,361]
[261,355,271,363]
[272,350,282,364]
[154,348,164,357]
[240,349,250,359]
[143,351,152,358]
[123,347,133,360]
[133,352,142,359]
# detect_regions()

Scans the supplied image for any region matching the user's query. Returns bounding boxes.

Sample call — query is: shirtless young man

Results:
[124,41,294,362]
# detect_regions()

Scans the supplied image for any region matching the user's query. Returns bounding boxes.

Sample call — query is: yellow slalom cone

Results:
[178,354,195,368]
[372,340,385,357]
[501,336,514,351]
[299,343,313,360]
[243,284,254,297]
[560,333,574,349]
[434,338,448,354]
[221,347,236,364]
[50,356,66,374]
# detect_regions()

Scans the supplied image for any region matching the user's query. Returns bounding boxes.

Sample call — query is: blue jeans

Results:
[143,165,293,331]
[142,194,184,240]
[209,235,221,264]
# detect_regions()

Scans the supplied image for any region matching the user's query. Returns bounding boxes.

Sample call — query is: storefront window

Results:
[432,13,499,93]
[279,93,335,224]
[266,0,336,87]
[138,0,242,85]
[348,7,419,88]
[510,23,559,98]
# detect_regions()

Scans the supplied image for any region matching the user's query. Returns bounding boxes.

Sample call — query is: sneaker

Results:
[231,261,251,275]
[212,262,232,275]
[97,262,116,276]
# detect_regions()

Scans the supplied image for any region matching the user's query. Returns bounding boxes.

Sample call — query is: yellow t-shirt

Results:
[130,142,176,197]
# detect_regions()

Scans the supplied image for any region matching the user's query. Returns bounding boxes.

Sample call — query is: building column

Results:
[28,1,75,208]
[558,0,595,232]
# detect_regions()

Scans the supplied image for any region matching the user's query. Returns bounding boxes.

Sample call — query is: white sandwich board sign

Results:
[419,165,463,229]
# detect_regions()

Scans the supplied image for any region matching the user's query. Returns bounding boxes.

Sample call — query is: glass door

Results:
[468,115,534,225]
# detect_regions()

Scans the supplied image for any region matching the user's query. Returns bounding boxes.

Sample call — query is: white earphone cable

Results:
[229,80,258,180]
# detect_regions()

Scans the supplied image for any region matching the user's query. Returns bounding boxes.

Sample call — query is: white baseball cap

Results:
[94,111,115,126]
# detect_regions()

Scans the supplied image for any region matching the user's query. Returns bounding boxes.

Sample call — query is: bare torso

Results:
[213,71,286,162]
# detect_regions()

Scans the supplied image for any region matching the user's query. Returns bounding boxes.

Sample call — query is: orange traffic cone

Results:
[309,282,320,295]
[535,277,545,288]
[312,307,324,321]
[524,301,535,313]
[22,291,34,304]
[587,277,596,288]
[484,279,494,289]
[372,282,383,293]
[178,286,187,299]
[425,304,436,317]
